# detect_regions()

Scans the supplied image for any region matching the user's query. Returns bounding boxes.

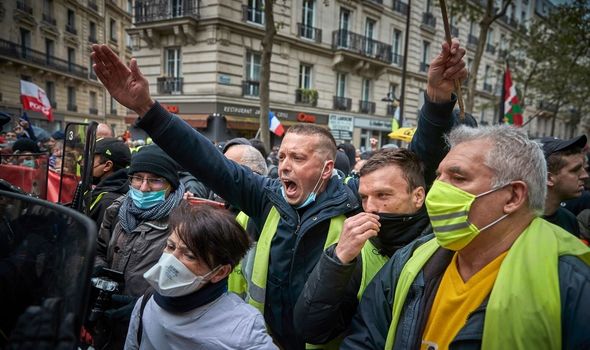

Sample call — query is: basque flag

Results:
[20,80,53,122]
[269,111,285,137]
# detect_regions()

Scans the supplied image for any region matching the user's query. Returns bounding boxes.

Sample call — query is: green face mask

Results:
[425,180,509,251]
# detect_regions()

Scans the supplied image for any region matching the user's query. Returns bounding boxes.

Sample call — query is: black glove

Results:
[7,298,76,350]
[104,294,137,321]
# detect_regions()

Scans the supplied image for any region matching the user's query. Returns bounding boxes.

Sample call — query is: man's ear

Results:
[322,160,335,180]
[504,181,528,214]
[103,160,114,173]
[547,172,556,188]
[412,186,426,209]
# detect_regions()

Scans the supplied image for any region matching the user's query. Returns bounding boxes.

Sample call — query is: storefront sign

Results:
[219,104,288,120]
[161,103,179,113]
[354,117,392,131]
[329,114,354,141]
[297,113,316,123]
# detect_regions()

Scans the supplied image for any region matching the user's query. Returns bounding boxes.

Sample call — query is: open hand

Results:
[91,44,154,116]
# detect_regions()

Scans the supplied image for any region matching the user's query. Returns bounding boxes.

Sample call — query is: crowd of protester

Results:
[1,38,589,349]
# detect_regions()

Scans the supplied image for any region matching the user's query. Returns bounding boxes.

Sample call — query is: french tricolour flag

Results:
[20,80,53,121]
[269,111,284,137]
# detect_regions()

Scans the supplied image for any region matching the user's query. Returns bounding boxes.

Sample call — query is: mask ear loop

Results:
[309,161,329,195]
[475,182,513,232]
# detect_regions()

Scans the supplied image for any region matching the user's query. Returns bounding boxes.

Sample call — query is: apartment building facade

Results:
[128,0,574,148]
[0,0,132,135]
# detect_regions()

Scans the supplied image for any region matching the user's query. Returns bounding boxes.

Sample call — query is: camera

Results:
[87,267,124,323]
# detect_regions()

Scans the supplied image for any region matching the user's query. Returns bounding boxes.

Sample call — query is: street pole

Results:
[399,0,412,128]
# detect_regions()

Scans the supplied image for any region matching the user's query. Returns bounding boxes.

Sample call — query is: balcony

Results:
[242,5,264,25]
[297,23,322,43]
[0,39,88,79]
[333,96,352,111]
[538,100,557,112]
[16,1,33,15]
[392,53,404,66]
[295,88,318,106]
[451,25,459,38]
[65,24,77,35]
[110,108,117,115]
[387,104,397,116]
[89,70,97,80]
[50,101,57,108]
[42,13,56,26]
[468,34,479,46]
[483,83,493,92]
[88,0,99,12]
[365,0,383,4]
[157,77,183,95]
[332,30,393,65]
[486,43,496,54]
[421,12,436,31]
[134,0,199,24]
[359,100,376,114]
[420,62,430,72]
[67,104,78,112]
[89,108,98,115]
[392,0,408,15]
[88,35,98,43]
[242,80,260,97]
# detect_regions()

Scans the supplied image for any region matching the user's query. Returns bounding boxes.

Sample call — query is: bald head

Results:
[97,123,114,139]
[225,144,268,175]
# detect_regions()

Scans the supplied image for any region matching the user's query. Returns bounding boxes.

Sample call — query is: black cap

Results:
[128,145,180,189]
[52,130,65,140]
[12,138,40,153]
[95,138,131,168]
[540,135,587,158]
[222,137,251,154]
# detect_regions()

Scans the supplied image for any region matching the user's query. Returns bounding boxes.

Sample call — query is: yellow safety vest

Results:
[358,239,389,300]
[384,218,590,349]
[228,211,250,299]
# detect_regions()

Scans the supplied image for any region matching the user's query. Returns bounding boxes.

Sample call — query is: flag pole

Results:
[438,0,465,120]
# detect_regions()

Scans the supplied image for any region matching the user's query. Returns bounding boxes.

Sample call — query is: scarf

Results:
[118,183,185,234]
[153,277,228,313]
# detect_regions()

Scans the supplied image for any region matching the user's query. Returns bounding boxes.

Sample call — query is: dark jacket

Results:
[341,234,590,350]
[135,102,361,349]
[89,168,129,227]
[293,219,430,344]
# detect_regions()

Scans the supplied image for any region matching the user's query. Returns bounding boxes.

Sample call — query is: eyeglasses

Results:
[129,175,167,190]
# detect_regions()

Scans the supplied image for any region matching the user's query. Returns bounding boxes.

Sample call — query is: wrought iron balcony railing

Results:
[157,76,183,94]
[242,5,264,24]
[242,80,260,97]
[359,100,376,114]
[297,23,322,43]
[135,0,199,24]
[422,12,436,28]
[420,62,430,72]
[333,96,352,111]
[295,88,318,106]
[392,0,408,15]
[332,30,393,64]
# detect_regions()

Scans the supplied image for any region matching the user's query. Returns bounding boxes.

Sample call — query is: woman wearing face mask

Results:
[124,202,277,350]
[93,144,185,349]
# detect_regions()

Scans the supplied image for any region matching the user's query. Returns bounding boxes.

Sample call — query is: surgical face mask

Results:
[284,161,328,210]
[425,180,510,251]
[143,252,220,297]
[129,186,166,209]
[22,159,35,168]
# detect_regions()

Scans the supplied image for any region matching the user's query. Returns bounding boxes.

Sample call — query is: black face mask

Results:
[373,207,429,257]
[92,175,102,186]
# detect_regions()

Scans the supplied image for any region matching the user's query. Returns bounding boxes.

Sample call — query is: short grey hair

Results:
[233,144,268,175]
[446,125,547,215]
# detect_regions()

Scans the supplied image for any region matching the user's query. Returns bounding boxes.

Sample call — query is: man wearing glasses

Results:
[93,144,185,349]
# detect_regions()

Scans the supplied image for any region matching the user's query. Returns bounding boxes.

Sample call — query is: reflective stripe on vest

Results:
[228,211,251,299]
[247,206,345,313]
[384,218,590,349]
[89,191,107,212]
[358,239,389,300]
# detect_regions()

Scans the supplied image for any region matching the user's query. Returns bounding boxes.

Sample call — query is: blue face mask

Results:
[129,186,166,209]
[22,159,35,168]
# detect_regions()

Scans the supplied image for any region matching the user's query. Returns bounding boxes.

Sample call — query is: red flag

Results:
[20,80,53,122]
[502,66,523,126]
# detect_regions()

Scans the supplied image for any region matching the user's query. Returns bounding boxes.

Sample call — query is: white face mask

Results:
[143,252,220,297]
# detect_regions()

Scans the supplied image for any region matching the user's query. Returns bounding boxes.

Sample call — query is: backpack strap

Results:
[136,288,154,346]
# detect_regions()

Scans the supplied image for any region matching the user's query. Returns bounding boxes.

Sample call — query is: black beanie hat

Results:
[128,145,180,189]
[12,138,40,153]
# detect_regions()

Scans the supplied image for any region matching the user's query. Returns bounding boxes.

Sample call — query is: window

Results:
[126,33,132,49]
[483,65,490,85]
[67,9,75,28]
[245,51,261,96]
[127,0,133,14]
[365,18,376,54]
[338,8,351,47]
[392,29,402,64]
[301,0,316,40]
[499,34,506,50]
[165,48,181,78]
[487,28,494,45]
[43,0,54,16]
[299,64,312,89]
[247,0,264,24]
[21,75,32,82]
[362,79,371,101]
[89,21,97,41]
[68,48,75,65]
[170,0,184,17]
[45,81,55,106]
[388,83,398,99]
[89,91,97,110]
[336,73,346,97]
[45,39,54,64]
[425,0,432,13]
[418,88,425,109]
[421,41,430,71]
[20,28,31,57]
[67,87,76,110]
[110,96,117,114]
[469,21,475,36]
[110,19,117,42]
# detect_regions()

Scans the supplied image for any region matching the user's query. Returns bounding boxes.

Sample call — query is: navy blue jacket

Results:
[136,102,360,349]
